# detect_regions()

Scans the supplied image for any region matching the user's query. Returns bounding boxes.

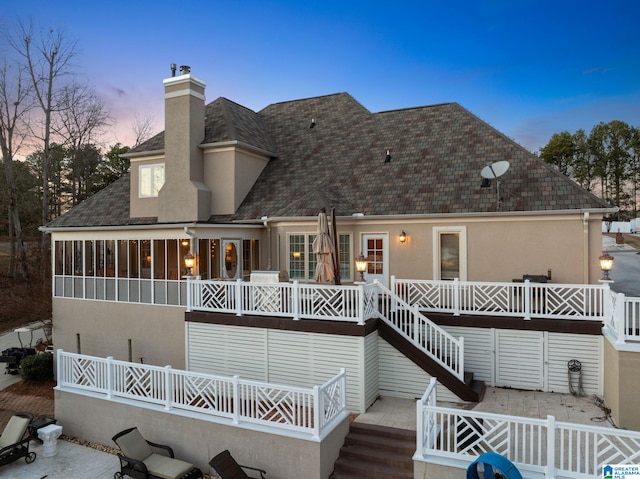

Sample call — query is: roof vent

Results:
[180,65,191,75]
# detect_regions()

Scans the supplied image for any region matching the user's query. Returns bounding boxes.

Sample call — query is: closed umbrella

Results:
[313,210,335,283]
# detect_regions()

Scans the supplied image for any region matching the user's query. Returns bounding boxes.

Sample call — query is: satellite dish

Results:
[481,161,510,179]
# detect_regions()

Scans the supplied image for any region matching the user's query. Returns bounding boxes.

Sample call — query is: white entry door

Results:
[222,239,241,280]
[362,234,389,287]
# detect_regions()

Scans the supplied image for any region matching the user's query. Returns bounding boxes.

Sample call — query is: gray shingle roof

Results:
[46,92,610,229]
[46,173,156,228]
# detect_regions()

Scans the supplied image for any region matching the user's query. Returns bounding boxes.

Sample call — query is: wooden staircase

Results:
[330,422,416,479]
[378,319,486,402]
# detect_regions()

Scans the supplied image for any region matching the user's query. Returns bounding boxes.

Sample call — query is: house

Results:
[43,67,639,478]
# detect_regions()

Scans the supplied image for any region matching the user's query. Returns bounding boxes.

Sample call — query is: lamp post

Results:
[184,252,195,277]
[599,251,614,282]
[355,254,368,283]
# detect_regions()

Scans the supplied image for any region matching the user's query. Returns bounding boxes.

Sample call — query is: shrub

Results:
[20,353,54,381]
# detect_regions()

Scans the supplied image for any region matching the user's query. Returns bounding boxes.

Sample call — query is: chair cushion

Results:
[115,427,153,461]
[0,415,30,449]
[143,453,195,479]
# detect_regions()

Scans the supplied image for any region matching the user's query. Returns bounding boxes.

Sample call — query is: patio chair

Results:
[209,449,267,479]
[112,427,202,479]
[0,412,36,467]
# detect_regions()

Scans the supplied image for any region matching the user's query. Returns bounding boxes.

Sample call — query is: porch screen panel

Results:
[167,240,179,280]
[153,240,166,279]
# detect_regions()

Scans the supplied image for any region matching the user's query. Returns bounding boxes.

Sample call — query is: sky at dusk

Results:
[2,0,639,153]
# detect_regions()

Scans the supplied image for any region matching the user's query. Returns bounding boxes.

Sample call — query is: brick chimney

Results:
[157,66,211,222]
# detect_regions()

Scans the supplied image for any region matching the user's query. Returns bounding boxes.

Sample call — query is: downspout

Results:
[583,211,590,283]
[261,216,272,270]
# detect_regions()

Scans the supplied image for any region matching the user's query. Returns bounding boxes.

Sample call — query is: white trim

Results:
[164,88,206,101]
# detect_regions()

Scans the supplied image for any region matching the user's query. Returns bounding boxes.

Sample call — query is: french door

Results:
[362,234,388,287]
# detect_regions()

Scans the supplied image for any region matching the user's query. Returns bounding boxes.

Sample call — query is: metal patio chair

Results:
[112,427,202,479]
[209,449,267,479]
[0,412,36,467]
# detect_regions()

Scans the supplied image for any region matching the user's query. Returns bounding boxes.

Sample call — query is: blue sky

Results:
[3,0,639,152]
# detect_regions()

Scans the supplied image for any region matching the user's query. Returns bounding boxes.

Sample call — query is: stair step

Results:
[332,457,413,479]
[330,423,416,479]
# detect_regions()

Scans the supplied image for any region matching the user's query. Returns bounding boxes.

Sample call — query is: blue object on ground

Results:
[466,452,523,479]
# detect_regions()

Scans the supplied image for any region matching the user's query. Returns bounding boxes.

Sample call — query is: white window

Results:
[139,164,165,198]
[288,233,352,281]
[433,226,467,280]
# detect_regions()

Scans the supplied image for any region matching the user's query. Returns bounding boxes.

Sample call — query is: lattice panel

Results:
[201,284,232,309]
[464,285,514,313]
[71,358,100,388]
[322,378,342,422]
[544,288,586,316]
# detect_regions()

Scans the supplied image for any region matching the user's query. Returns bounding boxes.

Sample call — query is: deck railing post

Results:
[57,349,64,386]
[616,292,627,344]
[235,279,243,316]
[453,278,461,316]
[232,375,240,424]
[164,365,172,411]
[357,284,365,325]
[106,356,114,399]
[546,415,556,479]
[186,277,193,312]
[293,281,300,320]
[458,337,464,380]
[524,279,532,320]
[312,384,321,440]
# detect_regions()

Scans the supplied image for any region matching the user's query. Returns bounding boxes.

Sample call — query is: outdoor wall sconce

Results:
[355,254,368,282]
[181,239,190,247]
[385,149,391,162]
[310,118,315,128]
[599,251,614,282]
[184,252,195,277]
[399,230,407,244]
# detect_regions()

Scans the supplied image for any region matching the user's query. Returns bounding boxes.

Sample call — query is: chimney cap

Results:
[180,65,191,75]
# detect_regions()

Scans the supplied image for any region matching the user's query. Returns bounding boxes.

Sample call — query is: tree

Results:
[539,131,575,177]
[97,143,130,190]
[0,59,32,280]
[53,82,110,205]
[10,20,78,247]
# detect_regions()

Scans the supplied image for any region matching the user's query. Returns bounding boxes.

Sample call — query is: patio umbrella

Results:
[313,210,335,283]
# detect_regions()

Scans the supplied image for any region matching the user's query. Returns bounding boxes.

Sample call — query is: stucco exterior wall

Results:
[52,298,187,368]
[203,147,270,215]
[270,212,604,285]
[603,338,640,431]
[414,461,465,479]
[55,390,349,479]
[129,155,165,218]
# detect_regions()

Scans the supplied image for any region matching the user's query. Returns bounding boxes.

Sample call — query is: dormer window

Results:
[139,164,165,198]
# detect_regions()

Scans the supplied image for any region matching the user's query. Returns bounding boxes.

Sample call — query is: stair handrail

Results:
[372,280,464,381]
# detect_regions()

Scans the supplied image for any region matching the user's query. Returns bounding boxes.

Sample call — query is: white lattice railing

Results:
[189,279,375,324]
[56,350,347,440]
[393,277,608,321]
[417,382,640,479]
[374,282,464,381]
